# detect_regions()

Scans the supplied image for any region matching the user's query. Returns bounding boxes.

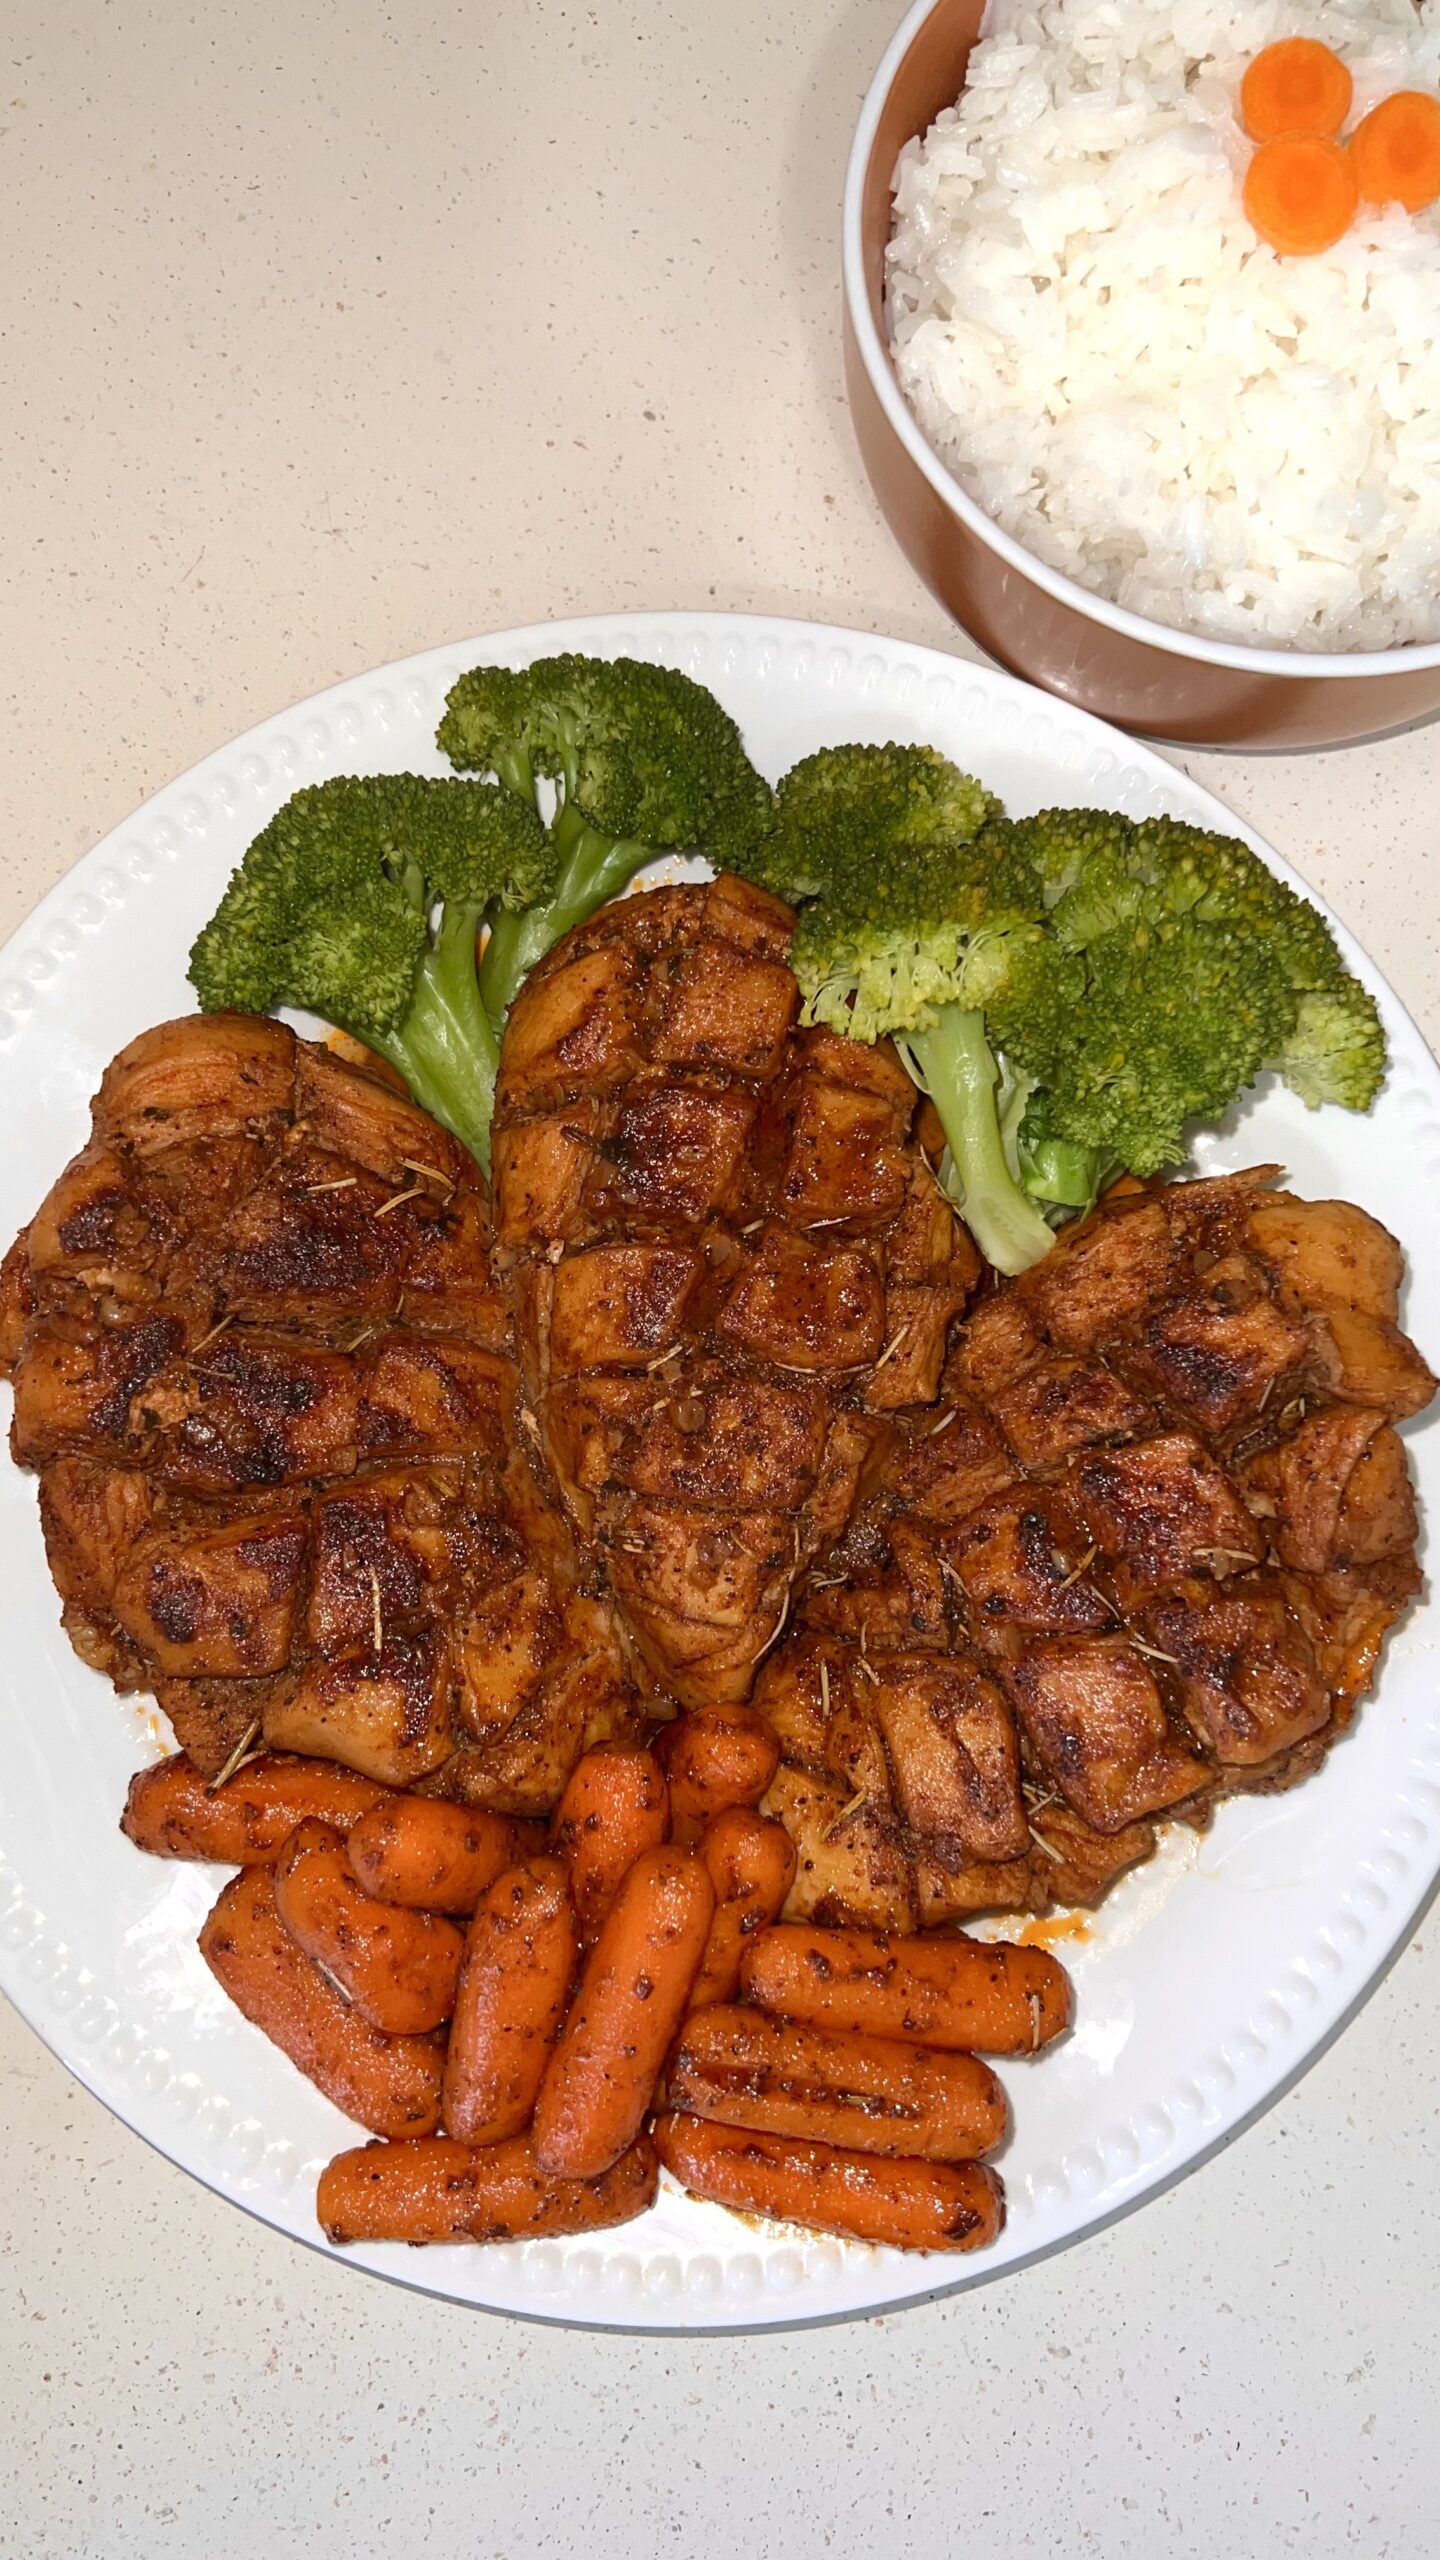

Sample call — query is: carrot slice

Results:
[1240,38,1353,142]
[1349,91,1440,213]
[1243,134,1359,256]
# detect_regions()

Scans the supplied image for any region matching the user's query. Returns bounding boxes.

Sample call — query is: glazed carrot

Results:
[549,1743,670,1941]
[272,1820,464,2035]
[653,2114,1005,2256]
[688,1809,797,2010]
[532,1846,714,2179]
[739,1923,1073,2055]
[666,2006,1007,2161]
[653,1707,780,1843]
[1243,134,1359,255]
[1240,37,1352,142]
[441,1858,578,2145]
[317,2131,658,2246]
[199,1866,443,2137]
[346,1799,527,1914]
[122,1751,390,1864]
[1349,91,1440,212]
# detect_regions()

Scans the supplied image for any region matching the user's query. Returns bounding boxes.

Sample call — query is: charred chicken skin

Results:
[0,1016,635,1808]
[756,1169,1434,1928]
[489,875,982,1708]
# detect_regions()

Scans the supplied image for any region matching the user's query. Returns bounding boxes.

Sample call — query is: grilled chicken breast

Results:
[756,1169,1434,1928]
[1,1016,635,1808]
[2,914,1430,1942]
[490,876,982,1707]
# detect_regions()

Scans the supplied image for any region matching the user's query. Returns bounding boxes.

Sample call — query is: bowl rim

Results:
[841,0,1440,683]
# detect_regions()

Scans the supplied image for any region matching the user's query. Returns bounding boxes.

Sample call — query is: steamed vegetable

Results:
[188,773,549,1173]
[1243,132,1359,256]
[1240,38,1352,142]
[737,742,1385,1274]
[437,652,772,1030]
[1349,90,1440,212]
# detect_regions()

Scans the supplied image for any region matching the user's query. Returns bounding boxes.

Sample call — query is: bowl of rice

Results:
[843,0,1440,746]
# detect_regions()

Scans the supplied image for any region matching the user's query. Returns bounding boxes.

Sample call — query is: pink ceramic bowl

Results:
[842,0,1440,749]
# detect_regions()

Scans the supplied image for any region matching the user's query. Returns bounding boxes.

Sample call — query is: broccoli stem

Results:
[906,1005,1058,1276]
[369,902,501,1176]
[477,798,650,1031]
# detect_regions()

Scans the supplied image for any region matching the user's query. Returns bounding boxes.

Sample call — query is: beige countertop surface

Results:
[2,4,1437,2553]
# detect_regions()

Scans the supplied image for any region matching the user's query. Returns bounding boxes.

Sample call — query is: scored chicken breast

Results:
[489,875,982,1707]
[756,1169,1434,1928]
[0,1016,636,1809]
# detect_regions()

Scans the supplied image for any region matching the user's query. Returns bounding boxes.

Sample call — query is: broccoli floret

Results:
[733,757,1389,1277]
[187,774,548,1173]
[1272,985,1388,1110]
[751,742,1002,903]
[437,653,772,1028]
[1007,809,1386,1185]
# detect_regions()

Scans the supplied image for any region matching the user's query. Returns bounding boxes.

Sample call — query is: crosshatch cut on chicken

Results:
[0,1015,636,1809]
[489,873,983,1708]
[756,1166,1435,1929]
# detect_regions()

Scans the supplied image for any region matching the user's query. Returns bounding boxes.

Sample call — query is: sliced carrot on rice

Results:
[1349,91,1440,213]
[1243,133,1359,257]
[1240,39,1353,143]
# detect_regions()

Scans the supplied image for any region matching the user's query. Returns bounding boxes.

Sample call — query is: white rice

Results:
[886,0,1440,651]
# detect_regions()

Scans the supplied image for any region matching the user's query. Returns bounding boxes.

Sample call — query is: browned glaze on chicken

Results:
[1,1016,635,1808]
[756,1169,1434,1928]
[489,877,982,1708]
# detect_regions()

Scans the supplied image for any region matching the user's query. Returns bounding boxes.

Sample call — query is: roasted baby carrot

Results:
[689,1809,797,2010]
[739,1923,1073,2054]
[652,1706,780,1843]
[652,2114,1005,2255]
[532,1845,714,2179]
[1240,38,1352,142]
[549,1742,670,1940]
[272,1820,464,2035]
[1243,133,1359,255]
[441,1858,578,2145]
[199,1866,443,2137]
[346,1799,527,1914]
[1349,90,1440,212]
[666,2005,1007,2161]
[122,1751,390,1864]
[317,2131,658,2246]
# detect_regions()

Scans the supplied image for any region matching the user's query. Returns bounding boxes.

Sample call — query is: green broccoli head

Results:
[777,751,1032,1044]
[435,664,568,805]
[1007,806,1138,912]
[187,773,548,1170]
[280,872,429,1046]
[186,842,298,1015]
[440,653,775,1032]
[749,743,1003,906]
[792,860,966,1043]
[1007,808,1387,1146]
[1017,917,1298,1178]
[438,653,771,857]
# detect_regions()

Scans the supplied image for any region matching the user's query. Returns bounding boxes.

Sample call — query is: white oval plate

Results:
[2,614,1438,2333]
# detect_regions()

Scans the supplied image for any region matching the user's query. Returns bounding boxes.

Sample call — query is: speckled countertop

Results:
[1,4,1437,2552]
